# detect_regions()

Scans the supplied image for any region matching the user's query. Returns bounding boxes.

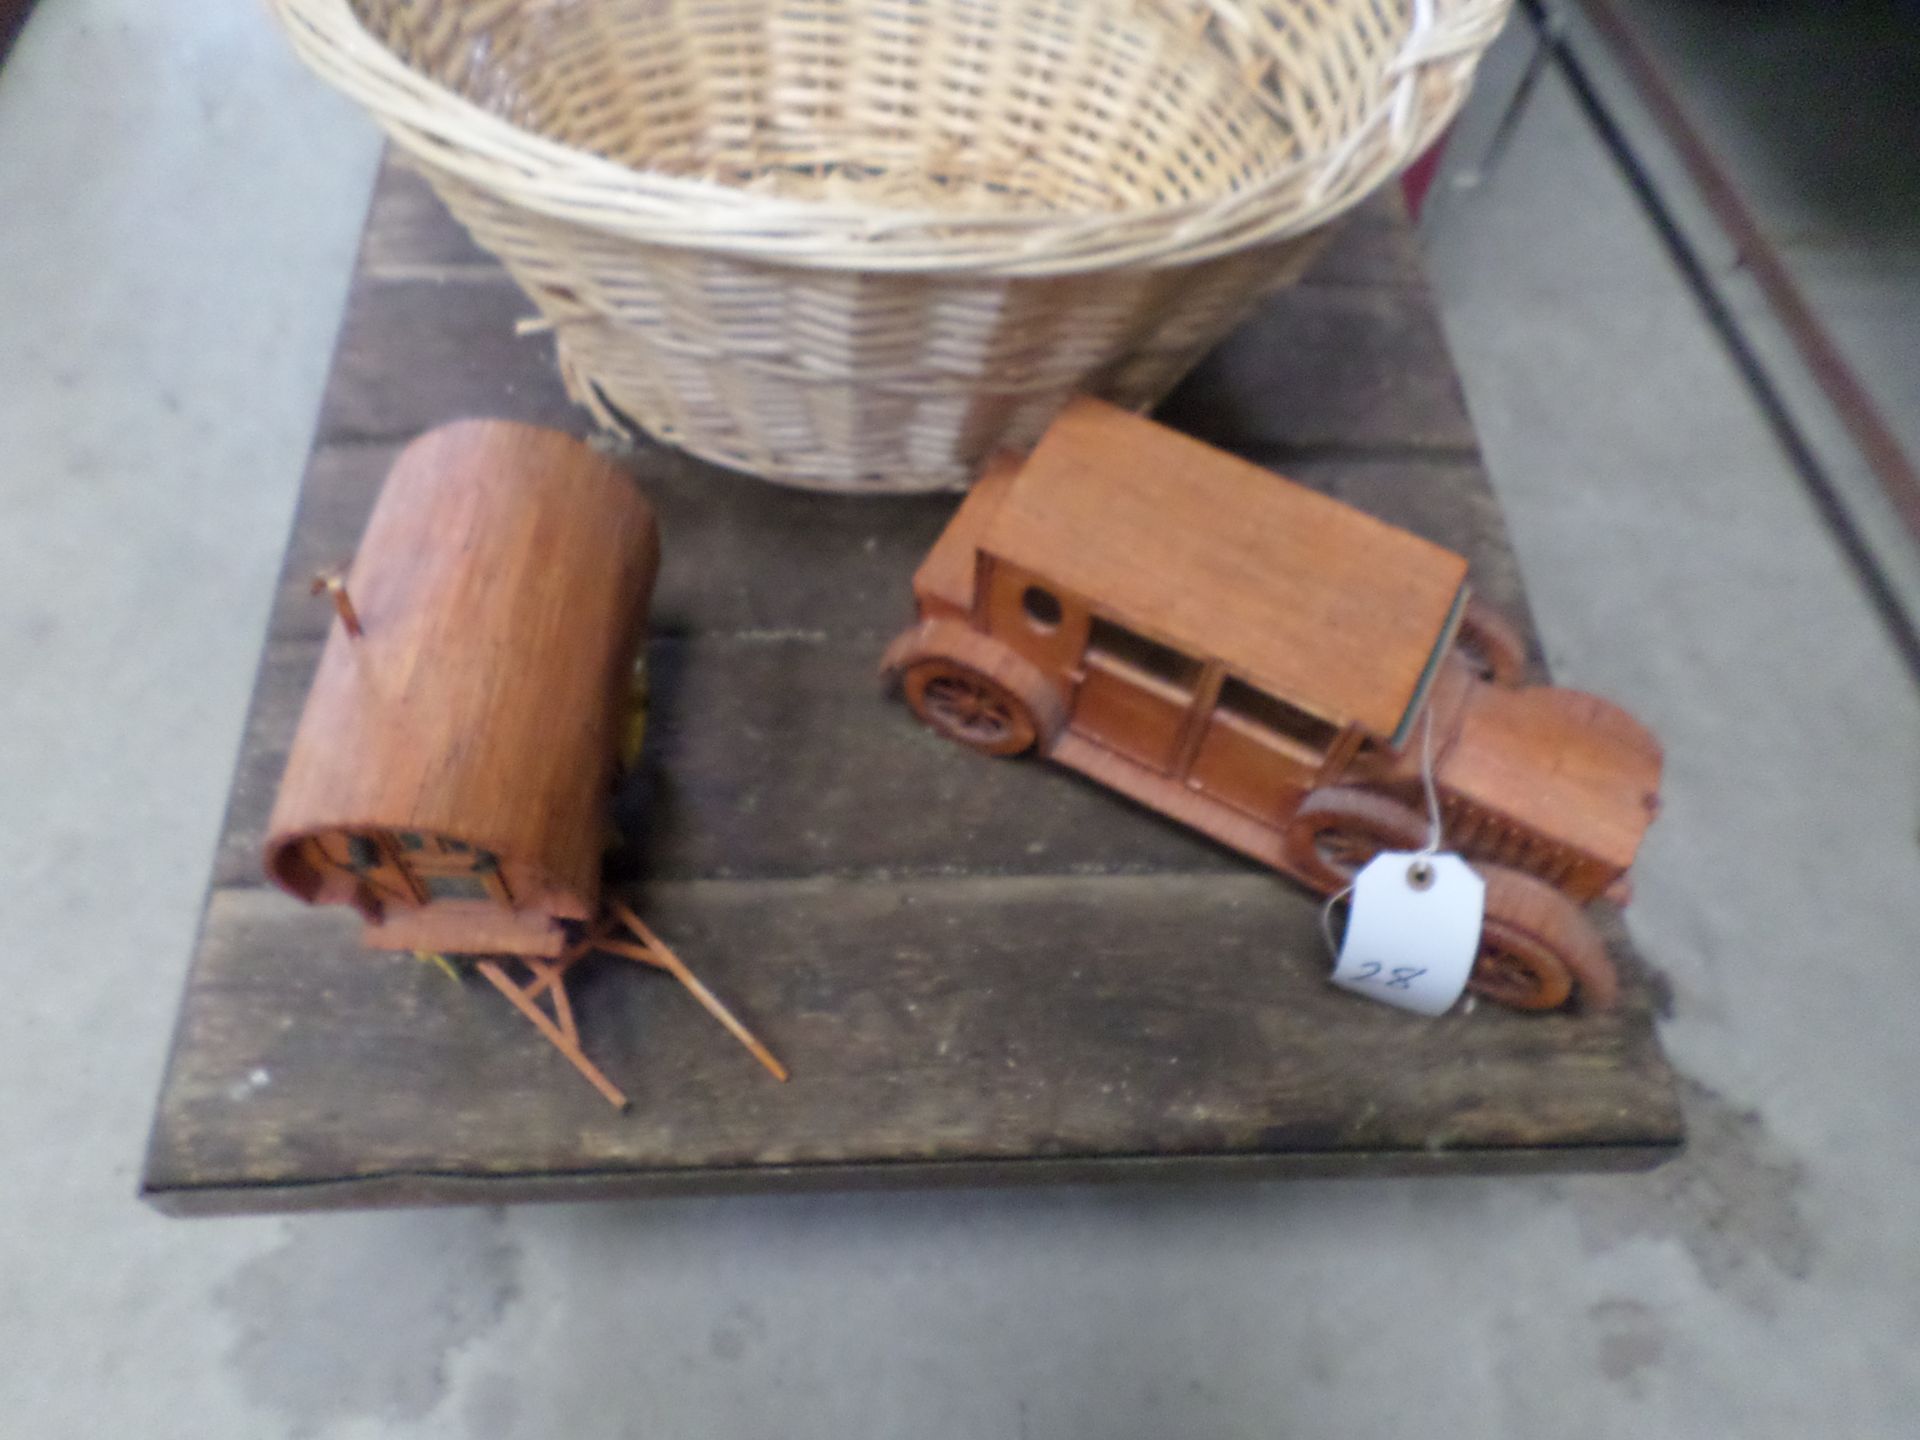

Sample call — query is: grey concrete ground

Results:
[3,3,1918,1436]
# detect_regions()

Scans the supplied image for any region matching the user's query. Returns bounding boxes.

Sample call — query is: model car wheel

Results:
[1454,596,1528,686]
[904,659,1040,756]
[1285,787,1431,892]
[1471,864,1618,1012]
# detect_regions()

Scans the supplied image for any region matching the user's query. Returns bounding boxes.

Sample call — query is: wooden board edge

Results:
[130,177,398,1205]
[141,1134,1685,1218]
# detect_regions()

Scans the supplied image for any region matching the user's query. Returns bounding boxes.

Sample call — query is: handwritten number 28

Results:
[1349,962,1428,989]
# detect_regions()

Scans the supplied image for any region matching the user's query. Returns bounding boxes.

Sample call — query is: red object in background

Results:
[1400,130,1451,222]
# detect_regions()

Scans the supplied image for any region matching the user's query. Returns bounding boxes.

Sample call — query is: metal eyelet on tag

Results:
[1328,851,1486,1016]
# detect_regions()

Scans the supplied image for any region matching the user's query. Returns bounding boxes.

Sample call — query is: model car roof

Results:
[981,400,1469,737]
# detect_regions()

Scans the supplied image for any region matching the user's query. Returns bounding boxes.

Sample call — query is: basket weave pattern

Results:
[275,0,1511,489]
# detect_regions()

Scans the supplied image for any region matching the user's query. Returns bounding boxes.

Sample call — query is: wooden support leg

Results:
[543,965,581,1047]
[476,958,629,1110]
[605,903,789,1082]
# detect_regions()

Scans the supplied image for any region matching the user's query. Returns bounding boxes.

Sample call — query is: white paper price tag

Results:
[1330,851,1486,1016]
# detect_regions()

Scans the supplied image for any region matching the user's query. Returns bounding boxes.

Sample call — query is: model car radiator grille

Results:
[1441,797,1579,888]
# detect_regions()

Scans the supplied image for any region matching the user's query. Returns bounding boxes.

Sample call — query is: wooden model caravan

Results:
[884,399,1665,1012]
[264,420,785,1107]
[265,420,658,956]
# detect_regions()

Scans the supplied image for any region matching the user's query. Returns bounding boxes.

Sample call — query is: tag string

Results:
[1416,705,1444,856]
[1318,709,1444,959]
[1318,883,1353,959]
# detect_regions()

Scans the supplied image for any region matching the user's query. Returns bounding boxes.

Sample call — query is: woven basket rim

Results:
[275,0,1509,275]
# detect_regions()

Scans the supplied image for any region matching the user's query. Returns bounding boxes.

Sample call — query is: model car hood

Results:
[1436,683,1664,877]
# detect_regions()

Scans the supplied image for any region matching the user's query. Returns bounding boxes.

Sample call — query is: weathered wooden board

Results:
[143,156,1681,1215]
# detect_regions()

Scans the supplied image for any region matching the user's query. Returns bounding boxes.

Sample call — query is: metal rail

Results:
[1520,0,1920,684]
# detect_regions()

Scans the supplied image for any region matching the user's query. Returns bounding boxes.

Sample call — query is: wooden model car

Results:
[883,400,1663,1011]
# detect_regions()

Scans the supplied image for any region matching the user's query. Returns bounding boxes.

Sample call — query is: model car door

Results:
[1186,677,1339,822]
[1070,616,1203,773]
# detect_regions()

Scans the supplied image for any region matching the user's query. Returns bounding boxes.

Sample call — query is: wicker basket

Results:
[274,0,1511,490]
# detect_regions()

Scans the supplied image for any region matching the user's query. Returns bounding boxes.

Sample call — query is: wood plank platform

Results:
[141,155,1682,1215]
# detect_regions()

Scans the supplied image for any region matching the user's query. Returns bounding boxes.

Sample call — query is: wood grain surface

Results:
[141,157,1682,1215]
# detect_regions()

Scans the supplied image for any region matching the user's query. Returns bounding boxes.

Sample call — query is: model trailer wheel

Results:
[1454,596,1529,686]
[1285,787,1431,892]
[1471,865,1619,1012]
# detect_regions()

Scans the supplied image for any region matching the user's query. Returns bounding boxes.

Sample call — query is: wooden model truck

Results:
[883,400,1664,1012]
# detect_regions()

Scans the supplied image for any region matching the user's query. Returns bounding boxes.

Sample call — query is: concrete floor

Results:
[4,3,1918,1436]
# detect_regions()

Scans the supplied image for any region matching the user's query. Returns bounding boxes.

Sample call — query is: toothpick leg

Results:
[476,959,629,1109]
[608,904,789,1082]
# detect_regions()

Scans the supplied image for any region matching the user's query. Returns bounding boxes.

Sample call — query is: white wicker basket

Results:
[273,0,1511,490]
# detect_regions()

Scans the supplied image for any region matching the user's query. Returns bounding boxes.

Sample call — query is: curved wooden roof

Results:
[265,420,658,908]
[982,399,1469,737]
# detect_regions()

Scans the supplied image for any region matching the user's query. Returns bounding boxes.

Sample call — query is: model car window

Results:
[1021,584,1063,630]
[1215,677,1338,753]
[1086,616,1201,693]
